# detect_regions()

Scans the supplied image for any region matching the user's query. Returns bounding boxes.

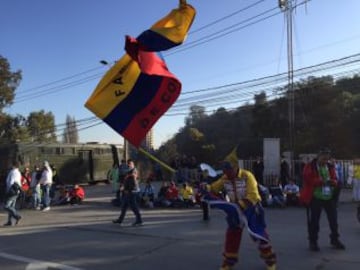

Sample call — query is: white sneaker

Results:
[42,207,51,211]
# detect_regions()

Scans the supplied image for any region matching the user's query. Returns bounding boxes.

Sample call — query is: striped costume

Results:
[208,167,276,270]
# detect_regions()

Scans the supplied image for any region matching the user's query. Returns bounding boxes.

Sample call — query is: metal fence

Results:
[241,159,354,188]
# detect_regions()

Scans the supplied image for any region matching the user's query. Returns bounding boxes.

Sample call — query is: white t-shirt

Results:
[6,168,22,192]
[40,168,53,185]
[284,183,299,194]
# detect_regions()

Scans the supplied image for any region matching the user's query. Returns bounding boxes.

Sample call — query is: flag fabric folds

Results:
[85,1,196,147]
[224,145,239,169]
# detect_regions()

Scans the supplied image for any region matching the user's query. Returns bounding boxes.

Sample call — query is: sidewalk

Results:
[337,187,356,204]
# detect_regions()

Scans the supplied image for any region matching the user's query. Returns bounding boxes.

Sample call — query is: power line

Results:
[166,0,310,56]
[165,7,281,56]
[15,66,104,93]
[171,53,360,110]
[188,0,266,35]
[11,2,278,103]
[8,0,322,106]
[8,54,360,150]
[14,72,104,103]
[12,51,360,132]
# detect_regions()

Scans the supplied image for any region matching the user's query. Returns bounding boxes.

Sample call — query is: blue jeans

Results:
[41,184,52,207]
[117,192,142,224]
[32,186,41,208]
[4,195,20,223]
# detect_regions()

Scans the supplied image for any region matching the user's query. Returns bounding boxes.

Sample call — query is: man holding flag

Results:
[206,147,277,270]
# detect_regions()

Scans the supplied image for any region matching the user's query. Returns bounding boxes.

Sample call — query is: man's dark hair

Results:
[12,161,20,168]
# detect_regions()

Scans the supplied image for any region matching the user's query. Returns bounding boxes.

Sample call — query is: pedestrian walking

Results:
[3,161,22,226]
[112,160,143,226]
[40,160,53,211]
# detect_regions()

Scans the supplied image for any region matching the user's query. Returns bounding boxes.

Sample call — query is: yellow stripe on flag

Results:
[151,4,195,44]
[85,54,141,119]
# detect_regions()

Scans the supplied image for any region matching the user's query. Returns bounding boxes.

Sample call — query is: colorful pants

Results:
[209,200,276,268]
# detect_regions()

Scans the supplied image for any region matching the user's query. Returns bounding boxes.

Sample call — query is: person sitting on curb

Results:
[53,184,70,205]
[283,179,300,206]
[69,184,85,205]
[179,181,195,207]
[269,180,286,208]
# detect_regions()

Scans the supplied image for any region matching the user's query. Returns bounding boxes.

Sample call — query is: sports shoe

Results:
[131,221,143,227]
[331,239,345,250]
[3,222,12,227]
[112,219,122,224]
[42,207,51,211]
[309,242,320,251]
[267,264,277,270]
[15,215,22,225]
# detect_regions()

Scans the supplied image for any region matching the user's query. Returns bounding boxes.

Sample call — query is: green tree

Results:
[0,114,30,143]
[159,74,360,160]
[27,110,57,143]
[0,55,21,112]
[0,55,24,143]
[63,115,79,143]
[184,105,207,126]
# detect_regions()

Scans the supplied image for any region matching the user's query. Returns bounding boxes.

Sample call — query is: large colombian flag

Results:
[85,1,196,147]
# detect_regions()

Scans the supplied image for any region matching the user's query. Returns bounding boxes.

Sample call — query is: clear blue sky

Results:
[1,0,360,148]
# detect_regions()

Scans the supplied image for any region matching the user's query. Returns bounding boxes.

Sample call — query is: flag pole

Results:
[124,138,128,161]
[138,147,175,173]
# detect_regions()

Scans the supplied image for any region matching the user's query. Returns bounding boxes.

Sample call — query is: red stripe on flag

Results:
[122,77,181,147]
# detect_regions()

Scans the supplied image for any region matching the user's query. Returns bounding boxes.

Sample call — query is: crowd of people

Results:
[3,148,359,270]
[108,149,357,270]
[107,153,360,215]
[2,160,85,226]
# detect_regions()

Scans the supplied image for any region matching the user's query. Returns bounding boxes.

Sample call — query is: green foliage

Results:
[184,105,207,126]
[27,110,57,143]
[158,74,360,161]
[63,115,79,143]
[189,127,204,141]
[0,56,57,144]
[0,55,21,112]
[0,114,30,143]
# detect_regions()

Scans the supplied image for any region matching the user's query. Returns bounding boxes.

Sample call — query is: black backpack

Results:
[7,182,22,197]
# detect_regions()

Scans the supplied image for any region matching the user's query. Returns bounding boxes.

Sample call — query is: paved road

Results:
[0,184,359,270]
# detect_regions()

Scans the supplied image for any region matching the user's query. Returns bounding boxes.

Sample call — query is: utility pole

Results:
[279,0,295,177]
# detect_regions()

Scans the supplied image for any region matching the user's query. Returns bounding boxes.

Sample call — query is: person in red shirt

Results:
[21,167,31,192]
[165,181,180,206]
[300,149,345,251]
[69,184,85,205]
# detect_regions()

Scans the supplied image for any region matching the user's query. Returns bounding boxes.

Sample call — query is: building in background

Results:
[141,129,154,150]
